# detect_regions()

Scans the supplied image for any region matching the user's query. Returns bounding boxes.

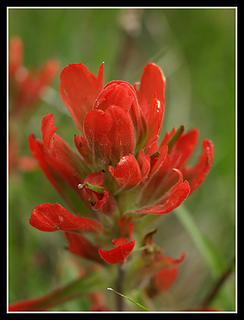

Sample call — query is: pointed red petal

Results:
[84,109,112,164]
[138,149,151,180]
[160,128,176,146]
[169,128,199,169]
[153,253,186,293]
[98,240,135,264]
[41,114,86,177]
[30,203,103,232]
[137,62,166,119]
[64,232,102,263]
[109,154,142,187]
[137,169,190,214]
[106,105,136,165]
[60,62,104,132]
[182,139,214,194]
[145,96,165,147]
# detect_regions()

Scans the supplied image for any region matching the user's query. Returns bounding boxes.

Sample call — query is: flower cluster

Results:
[9,37,59,116]
[9,37,59,175]
[25,61,213,310]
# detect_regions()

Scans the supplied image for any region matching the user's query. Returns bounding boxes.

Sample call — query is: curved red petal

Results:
[60,62,104,132]
[30,203,103,232]
[138,149,151,180]
[169,128,199,169]
[182,139,214,194]
[41,114,86,177]
[98,240,135,264]
[145,96,165,147]
[137,169,190,214]
[109,154,142,187]
[64,232,102,263]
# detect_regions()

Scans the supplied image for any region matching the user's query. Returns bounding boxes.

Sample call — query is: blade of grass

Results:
[107,288,150,312]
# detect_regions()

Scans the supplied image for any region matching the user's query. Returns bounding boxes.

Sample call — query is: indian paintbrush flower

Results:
[23,61,214,311]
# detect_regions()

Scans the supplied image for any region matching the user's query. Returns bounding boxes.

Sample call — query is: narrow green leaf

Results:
[107,288,150,311]
[167,125,184,152]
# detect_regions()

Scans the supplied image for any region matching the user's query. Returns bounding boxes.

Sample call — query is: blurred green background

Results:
[8,8,236,311]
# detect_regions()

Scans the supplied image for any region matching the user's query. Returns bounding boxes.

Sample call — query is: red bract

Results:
[152,253,186,294]
[64,232,102,263]
[30,203,104,233]
[60,62,104,133]
[98,239,135,264]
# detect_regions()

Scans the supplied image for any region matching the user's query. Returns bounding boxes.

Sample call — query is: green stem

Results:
[201,258,235,307]
[115,264,126,311]
[10,269,106,311]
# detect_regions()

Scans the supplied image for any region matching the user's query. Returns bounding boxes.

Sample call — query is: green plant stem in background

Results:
[175,204,235,309]
[9,269,107,311]
[175,204,226,279]
[115,264,126,311]
[201,257,235,307]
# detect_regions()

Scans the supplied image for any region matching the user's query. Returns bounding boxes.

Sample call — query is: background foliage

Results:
[8,8,236,311]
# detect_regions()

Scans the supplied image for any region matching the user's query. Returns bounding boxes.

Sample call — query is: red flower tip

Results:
[183,139,214,194]
[30,203,104,233]
[109,154,142,188]
[60,62,104,132]
[148,252,186,296]
[9,36,23,76]
[98,239,135,264]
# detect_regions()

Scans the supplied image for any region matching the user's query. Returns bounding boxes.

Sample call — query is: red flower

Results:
[30,62,213,218]
[28,61,213,269]
[9,37,59,116]
[144,250,186,298]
